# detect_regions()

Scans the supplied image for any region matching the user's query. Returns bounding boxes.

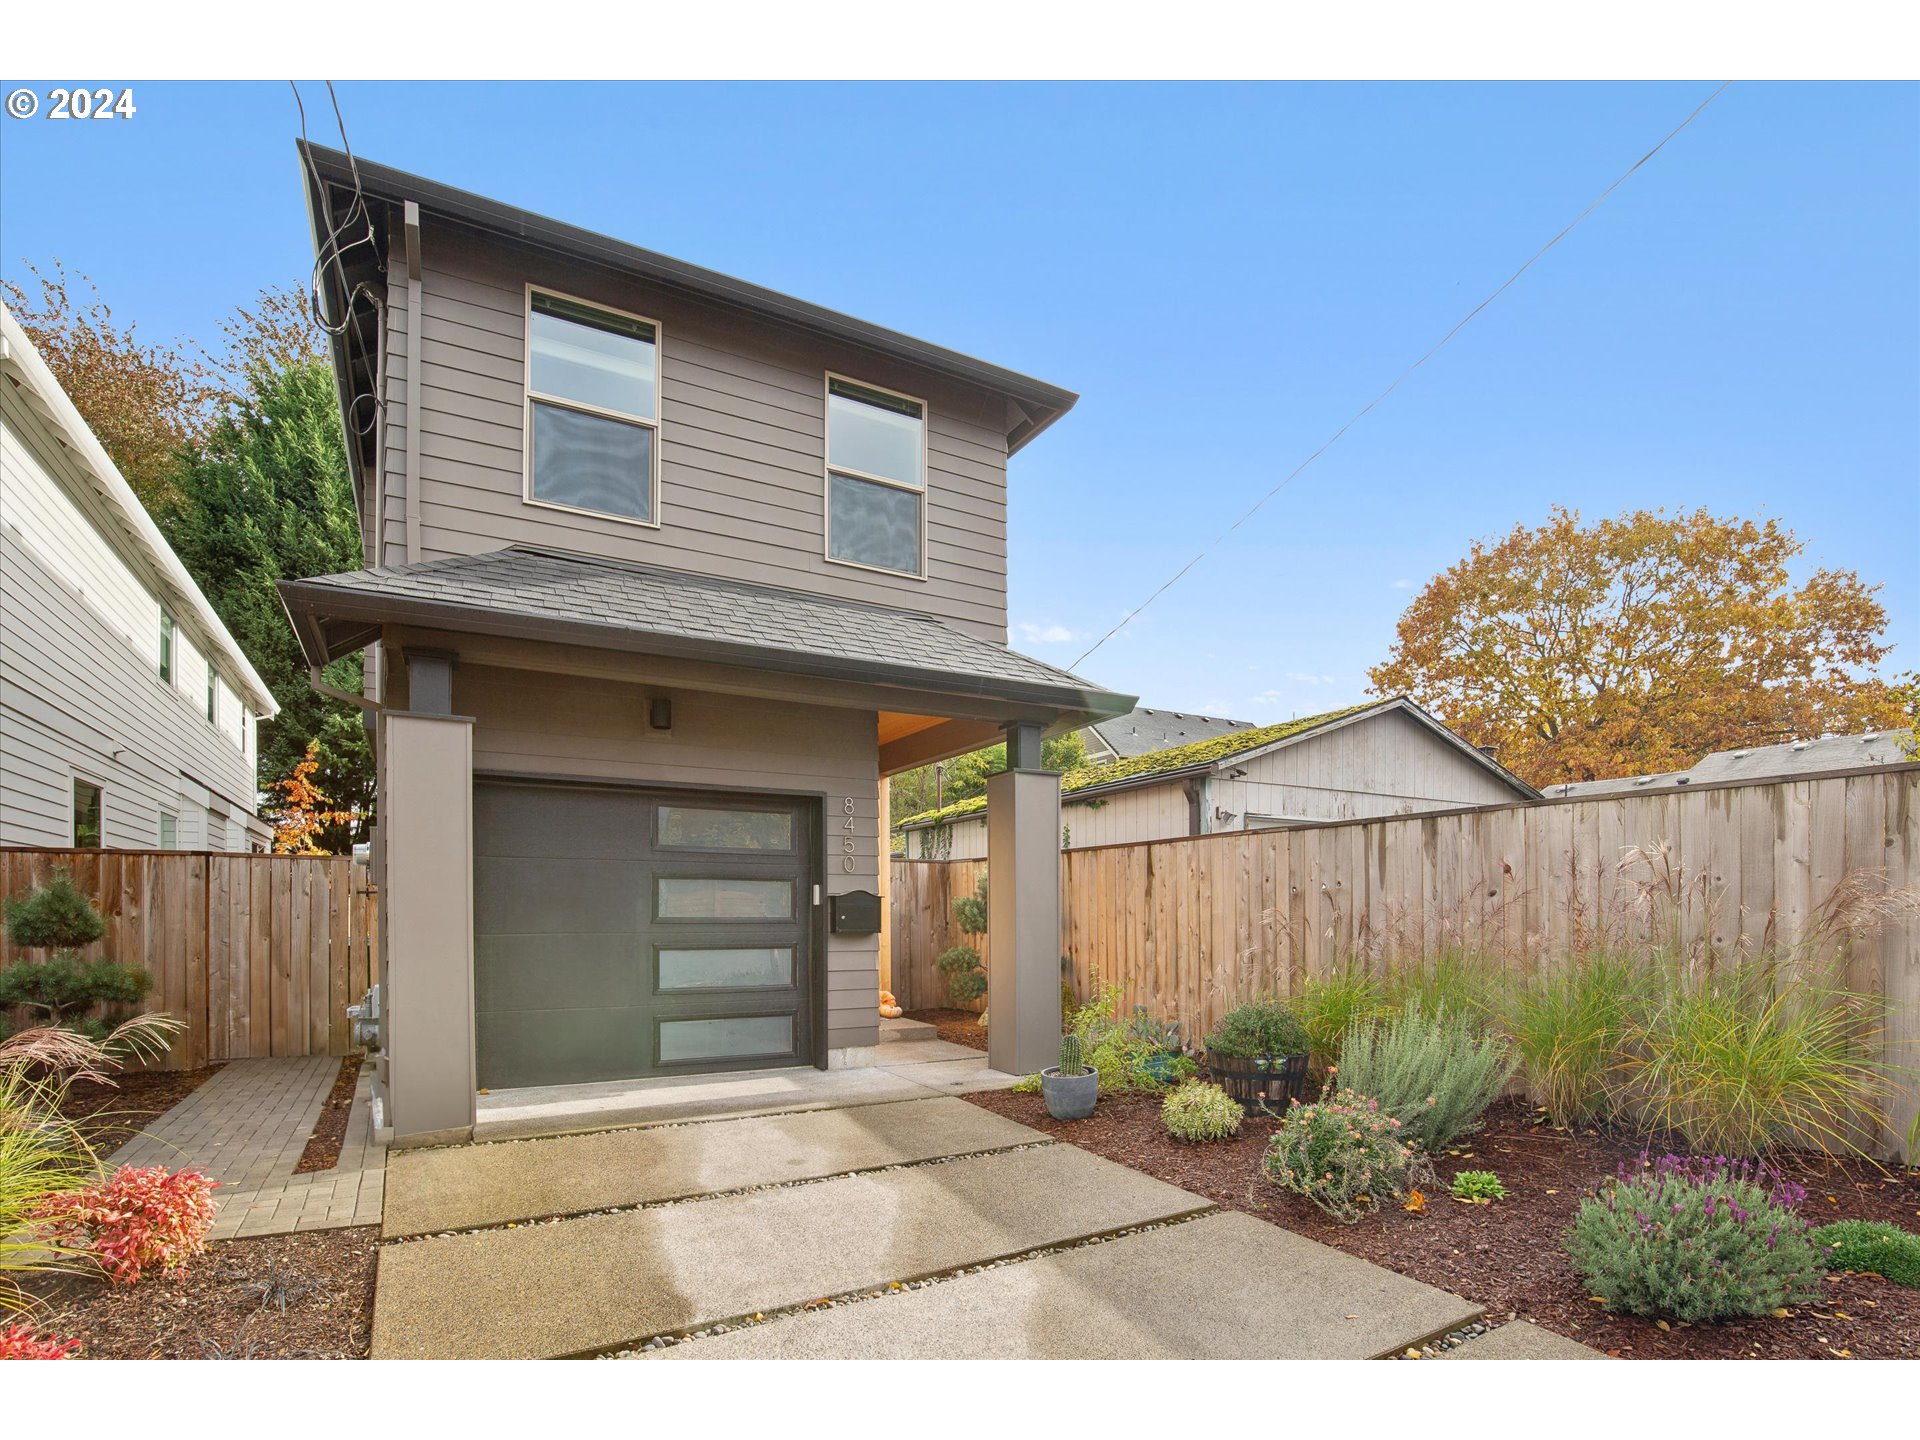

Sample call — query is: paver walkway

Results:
[372,1095,1484,1360]
[111,1056,386,1240]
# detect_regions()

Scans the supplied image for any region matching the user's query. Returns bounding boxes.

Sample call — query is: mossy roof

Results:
[898,700,1385,828]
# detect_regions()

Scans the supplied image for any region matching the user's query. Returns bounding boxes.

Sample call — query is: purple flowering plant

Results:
[1564,1150,1823,1322]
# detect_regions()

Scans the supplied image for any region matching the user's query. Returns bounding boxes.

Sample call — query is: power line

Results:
[1069,82,1732,673]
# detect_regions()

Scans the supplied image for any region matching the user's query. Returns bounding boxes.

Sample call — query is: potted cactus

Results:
[1040,1033,1099,1121]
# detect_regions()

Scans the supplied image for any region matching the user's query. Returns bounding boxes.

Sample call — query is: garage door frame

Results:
[472,770,828,1086]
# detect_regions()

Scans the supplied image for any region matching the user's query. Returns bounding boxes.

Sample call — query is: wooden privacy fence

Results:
[0,849,377,1071]
[892,765,1920,1155]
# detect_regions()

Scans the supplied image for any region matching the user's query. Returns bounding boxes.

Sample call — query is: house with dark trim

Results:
[897,697,1540,857]
[278,144,1132,1145]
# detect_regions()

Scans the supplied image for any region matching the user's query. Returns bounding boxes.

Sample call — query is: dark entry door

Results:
[473,779,815,1089]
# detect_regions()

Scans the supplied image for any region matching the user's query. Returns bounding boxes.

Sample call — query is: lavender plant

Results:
[1564,1153,1823,1322]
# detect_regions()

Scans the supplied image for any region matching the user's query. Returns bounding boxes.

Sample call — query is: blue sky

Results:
[2,81,1914,721]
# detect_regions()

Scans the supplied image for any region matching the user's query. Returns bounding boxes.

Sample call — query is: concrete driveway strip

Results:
[382,1096,1044,1238]
[641,1211,1484,1360]
[370,1143,1210,1359]
[1436,1321,1610,1360]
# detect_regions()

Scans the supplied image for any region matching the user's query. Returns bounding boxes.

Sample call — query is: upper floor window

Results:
[159,608,176,684]
[825,376,925,577]
[526,290,660,525]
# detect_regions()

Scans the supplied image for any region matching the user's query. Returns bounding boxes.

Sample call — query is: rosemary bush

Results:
[1332,1000,1516,1152]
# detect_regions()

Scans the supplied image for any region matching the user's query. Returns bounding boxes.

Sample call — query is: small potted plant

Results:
[1040,1033,1098,1121]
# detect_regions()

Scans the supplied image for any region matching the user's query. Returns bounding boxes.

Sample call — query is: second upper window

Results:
[825,376,925,577]
[526,290,660,525]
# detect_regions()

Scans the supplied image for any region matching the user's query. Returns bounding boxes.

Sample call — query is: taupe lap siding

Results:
[377,229,1012,644]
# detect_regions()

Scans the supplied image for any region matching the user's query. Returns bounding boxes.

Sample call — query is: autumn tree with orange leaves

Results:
[1368,507,1913,788]
[264,742,361,855]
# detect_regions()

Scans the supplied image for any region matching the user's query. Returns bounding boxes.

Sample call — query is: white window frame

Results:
[522,284,664,529]
[71,772,105,849]
[822,372,929,581]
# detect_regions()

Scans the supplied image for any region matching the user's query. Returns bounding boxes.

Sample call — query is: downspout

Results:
[402,200,423,566]
[1183,776,1205,837]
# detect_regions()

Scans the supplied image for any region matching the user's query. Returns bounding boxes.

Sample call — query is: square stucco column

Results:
[985,764,1062,1076]
[379,709,476,1147]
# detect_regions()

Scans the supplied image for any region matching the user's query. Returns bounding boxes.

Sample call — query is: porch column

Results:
[985,723,1062,1076]
[378,703,476,1146]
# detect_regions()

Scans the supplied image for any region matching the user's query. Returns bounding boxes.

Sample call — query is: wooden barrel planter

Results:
[1202,1051,1308,1109]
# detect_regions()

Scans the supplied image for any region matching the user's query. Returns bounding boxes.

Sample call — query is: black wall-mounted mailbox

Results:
[829,890,882,935]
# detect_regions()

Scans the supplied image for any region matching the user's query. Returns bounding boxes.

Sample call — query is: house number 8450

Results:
[840,796,857,872]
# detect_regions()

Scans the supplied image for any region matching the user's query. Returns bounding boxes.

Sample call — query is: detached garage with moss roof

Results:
[897,697,1539,858]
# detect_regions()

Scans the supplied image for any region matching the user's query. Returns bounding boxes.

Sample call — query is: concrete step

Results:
[1435,1320,1610,1360]
[371,1141,1210,1358]
[643,1211,1483,1361]
[384,1096,1046,1238]
[878,1015,939,1043]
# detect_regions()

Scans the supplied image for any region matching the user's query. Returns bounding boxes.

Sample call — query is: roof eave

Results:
[276,576,1133,721]
[294,141,1079,436]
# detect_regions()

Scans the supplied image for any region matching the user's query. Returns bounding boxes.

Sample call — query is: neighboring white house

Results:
[0,304,278,851]
[898,696,1541,858]
[1540,730,1915,799]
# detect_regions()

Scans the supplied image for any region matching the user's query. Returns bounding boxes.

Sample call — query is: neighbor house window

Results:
[158,811,178,848]
[825,376,925,576]
[73,780,103,848]
[206,670,217,723]
[526,289,660,524]
[159,609,175,684]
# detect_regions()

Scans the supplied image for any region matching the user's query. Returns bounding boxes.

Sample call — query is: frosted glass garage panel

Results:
[657,877,793,919]
[658,806,792,851]
[658,1015,793,1064]
[658,947,794,990]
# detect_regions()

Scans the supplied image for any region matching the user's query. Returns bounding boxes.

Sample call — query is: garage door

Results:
[473,779,816,1089]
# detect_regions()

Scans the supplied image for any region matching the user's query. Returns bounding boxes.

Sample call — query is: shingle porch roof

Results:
[278,545,1134,718]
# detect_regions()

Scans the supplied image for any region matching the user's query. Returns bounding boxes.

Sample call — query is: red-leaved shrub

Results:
[0,1324,82,1359]
[34,1165,219,1284]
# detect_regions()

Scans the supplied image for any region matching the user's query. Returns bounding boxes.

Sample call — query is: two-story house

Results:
[279,145,1133,1145]
[1,305,277,852]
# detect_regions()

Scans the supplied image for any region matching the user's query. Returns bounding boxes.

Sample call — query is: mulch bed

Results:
[16,1226,379,1359]
[902,1008,986,1051]
[964,1091,1920,1359]
[59,1065,223,1154]
[293,1057,361,1175]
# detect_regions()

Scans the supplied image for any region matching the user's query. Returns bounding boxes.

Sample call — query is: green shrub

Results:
[1332,1000,1516,1153]
[1504,953,1647,1126]
[934,875,990,1007]
[1618,961,1891,1157]
[1261,1085,1431,1223]
[1203,1000,1307,1060]
[1294,966,1389,1065]
[1161,1082,1243,1142]
[1811,1220,1920,1288]
[1067,986,1193,1094]
[2,872,106,950]
[1010,1072,1042,1095]
[1564,1154,1822,1322]
[1450,1170,1507,1204]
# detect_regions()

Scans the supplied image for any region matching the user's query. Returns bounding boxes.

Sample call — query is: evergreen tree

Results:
[158,357,373,850]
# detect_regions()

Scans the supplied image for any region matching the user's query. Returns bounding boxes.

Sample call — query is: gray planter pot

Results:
[1040,1065,1099,1121]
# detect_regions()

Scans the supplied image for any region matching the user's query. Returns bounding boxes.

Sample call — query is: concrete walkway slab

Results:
[1436,1321,1609,1360]
[877,1016,937,1043]
[878,1056,1019,1094]
[642,1211,1482,1360]
[384,1096,1045,1238]
[873,1037,984,1065]
[371,1142,1209,1358]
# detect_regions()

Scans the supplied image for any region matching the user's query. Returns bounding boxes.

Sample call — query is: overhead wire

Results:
[1069,82,1732,673]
